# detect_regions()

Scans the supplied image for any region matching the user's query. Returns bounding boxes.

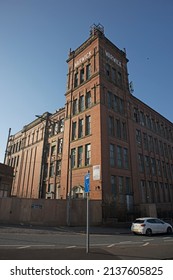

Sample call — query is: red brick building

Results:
[4,25,173,220]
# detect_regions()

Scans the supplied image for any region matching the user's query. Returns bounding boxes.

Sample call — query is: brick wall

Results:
[0,197,102,226]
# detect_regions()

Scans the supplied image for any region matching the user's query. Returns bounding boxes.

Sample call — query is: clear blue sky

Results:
[0,0,173,163]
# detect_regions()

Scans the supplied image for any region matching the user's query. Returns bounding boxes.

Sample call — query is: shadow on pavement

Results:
[0,248,121,260]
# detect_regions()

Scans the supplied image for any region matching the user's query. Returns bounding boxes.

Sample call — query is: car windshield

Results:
[134,219,145,224]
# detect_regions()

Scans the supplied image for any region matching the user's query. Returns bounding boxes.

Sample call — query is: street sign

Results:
[84,173,90,193]
[84,172,90,253]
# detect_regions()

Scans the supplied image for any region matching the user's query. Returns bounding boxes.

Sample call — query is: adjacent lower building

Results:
[4,24,173,221]
[0,163,13,197]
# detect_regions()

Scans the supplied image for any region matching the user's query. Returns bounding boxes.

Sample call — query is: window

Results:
[71,148,76,168]
[73,99,78,115]
[58,138,63,154]
[125,177,131,194]
[146,115,151,129]
[147,181,154,203]
[78,119,83,138]
[159,182,165,202]
[116,119,121,138]
[162,161,167,178]
[48,125,54,137]
[148,135,154,151]
[59,118,64,132]
[54,122,59,134]
[119,98,124,114]
[118,176,123,193]
[123,148,129,169]
[108,91,113,109]
[118,176,124,204]
[27,135,30,146]
[67,67,71,90]
[108,116,114,136]
[86,64,91,80]
[134,108,139,123]
[151,118,156,131]
[143,133,148,150]
[164,143,168,158]
[113,95,118,112]
[156,122,161,134]
[106,63,111,78]
[117,71,122,86]
[168,145,172,160]
[74,72,78,88]
[77,146,83,167]
[122,122,127,140]
[117,146,122,168]
[159,141,164,156]
[72,122,77,140]
[85,144,91,166]
[140,180,147,203]
[151,158,156,176]
[112,68,116,83]
[166,163,171,179]
[136,129,141,146]
[145,156,150,175]
[56,160,61,175]
[86,91,91,108]
[111,175,116,198]
[140,111,145,126]
[80,68,84,84]
[110,144,115,167]
[48,183,54,193]
[161,124,165,137]
[49,163,54,177]
[79,95,84,112]
[157,159,162,177]
[154,182,160,202]
[154,138,159,154]
[138,154,144,172]
[51,145,56,156]
[86,115,91,135]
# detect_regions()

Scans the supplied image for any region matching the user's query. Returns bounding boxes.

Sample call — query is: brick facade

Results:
[4,25,173,221]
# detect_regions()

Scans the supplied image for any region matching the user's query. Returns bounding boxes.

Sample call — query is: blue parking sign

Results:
[84,173,90,193]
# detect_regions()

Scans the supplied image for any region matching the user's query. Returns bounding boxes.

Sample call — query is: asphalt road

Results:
[0,225,173,259]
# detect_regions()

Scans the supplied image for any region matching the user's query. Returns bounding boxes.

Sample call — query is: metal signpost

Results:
[84,172,90,253]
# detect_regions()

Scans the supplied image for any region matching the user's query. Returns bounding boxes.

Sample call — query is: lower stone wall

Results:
[0,197,102,226]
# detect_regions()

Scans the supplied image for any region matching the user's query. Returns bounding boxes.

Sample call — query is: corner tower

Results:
[61,24,131,216]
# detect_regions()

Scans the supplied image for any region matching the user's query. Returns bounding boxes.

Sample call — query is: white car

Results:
[131,217,173,236]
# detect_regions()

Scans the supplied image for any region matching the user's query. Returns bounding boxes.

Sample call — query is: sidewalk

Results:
[0,224,131,235]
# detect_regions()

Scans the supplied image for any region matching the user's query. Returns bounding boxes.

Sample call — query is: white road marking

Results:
[66,246,76,248]
[142,242,149,247]
[18,246,31,249]
[107,244,115,248]
[107,241,143,247]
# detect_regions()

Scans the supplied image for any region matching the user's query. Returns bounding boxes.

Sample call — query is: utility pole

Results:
[4,128,11,164]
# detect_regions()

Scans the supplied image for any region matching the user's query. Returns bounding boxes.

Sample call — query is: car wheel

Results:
[146,228,152,236]
[167,227,172,234]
